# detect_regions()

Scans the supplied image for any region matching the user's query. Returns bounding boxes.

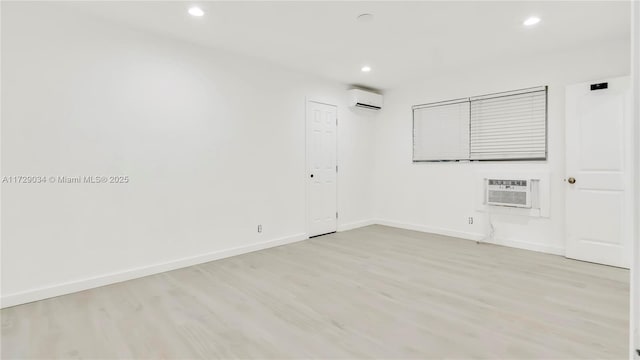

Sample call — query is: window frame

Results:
[411,86,548,162]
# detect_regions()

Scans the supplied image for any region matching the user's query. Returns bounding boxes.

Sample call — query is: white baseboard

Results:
[374,219,485,242]
[1,220,565,308]
[337,219,375,232]
[1,233,308,309]
[375,219,564,255]
[481,237,564,255]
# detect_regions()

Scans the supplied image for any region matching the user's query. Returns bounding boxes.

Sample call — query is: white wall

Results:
[372,39,630,254]
[0,3,374,306]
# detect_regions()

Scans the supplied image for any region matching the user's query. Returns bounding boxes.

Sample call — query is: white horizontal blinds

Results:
[469,87,547,160]
[413,99,470,161]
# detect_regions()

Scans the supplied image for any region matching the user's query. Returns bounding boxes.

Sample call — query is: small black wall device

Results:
[590,82,608,91]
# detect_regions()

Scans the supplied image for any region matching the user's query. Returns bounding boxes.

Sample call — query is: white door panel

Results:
[577,173,625,191]
[577,92,625,171]
[565,76,632,268]
[307,101,337,237]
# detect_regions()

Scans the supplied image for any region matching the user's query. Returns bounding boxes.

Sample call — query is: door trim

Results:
[631,1,640,355]
[305,98,338,238]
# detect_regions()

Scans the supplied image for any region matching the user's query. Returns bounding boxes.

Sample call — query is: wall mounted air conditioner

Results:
[348,89,383,110]
[486,179,532,208]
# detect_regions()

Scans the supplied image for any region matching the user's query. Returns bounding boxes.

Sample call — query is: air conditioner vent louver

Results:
[355,102,381,110]
[488,190,527,206]
[486,179,531,208]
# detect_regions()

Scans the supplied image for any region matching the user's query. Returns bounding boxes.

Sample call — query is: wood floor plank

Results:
[1,225,629,359]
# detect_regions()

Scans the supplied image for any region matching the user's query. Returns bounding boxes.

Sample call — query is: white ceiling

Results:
[67,1,630,90]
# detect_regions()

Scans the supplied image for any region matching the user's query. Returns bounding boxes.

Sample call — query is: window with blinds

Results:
[469,87,547,160]
[413,99,470,161]
[412,86,547,162]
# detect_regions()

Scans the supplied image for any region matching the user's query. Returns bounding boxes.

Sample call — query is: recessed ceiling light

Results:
[523,16,541,26]
[361,66,372,72]
[188,7,204,17]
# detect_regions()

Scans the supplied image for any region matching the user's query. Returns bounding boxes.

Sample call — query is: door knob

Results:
[567,177,576,184]
[310,174,314,178]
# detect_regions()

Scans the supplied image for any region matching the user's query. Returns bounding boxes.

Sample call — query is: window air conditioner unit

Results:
[348,89,383,110]
[486,179,532,208]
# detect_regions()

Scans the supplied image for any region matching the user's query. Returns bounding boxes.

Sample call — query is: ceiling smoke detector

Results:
[357,13,374,22]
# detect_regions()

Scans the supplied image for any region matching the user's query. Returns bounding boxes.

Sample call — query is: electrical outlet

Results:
[257,224,262,233]
[468,217,474,225]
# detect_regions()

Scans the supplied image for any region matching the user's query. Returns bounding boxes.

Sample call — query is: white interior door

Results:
[565,76,632,268]
[307,100,337,237]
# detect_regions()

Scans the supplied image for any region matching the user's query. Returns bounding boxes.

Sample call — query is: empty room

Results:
[2,1,640,359]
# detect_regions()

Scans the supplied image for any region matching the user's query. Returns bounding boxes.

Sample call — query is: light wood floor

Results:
[1,225,629,359]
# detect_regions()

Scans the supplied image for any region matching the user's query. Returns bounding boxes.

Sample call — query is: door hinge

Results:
[336,212,338,219]
[336,165,338,172]
[336,118,338,126]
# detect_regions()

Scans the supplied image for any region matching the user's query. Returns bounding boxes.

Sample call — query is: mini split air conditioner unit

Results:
[348,89,383,110]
